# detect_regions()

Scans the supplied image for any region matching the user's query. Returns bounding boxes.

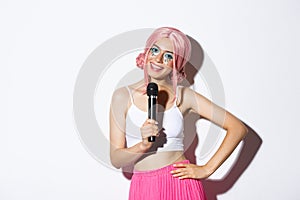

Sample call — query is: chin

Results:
[147,65,171,79]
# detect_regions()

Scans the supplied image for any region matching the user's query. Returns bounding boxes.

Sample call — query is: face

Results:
[146,38,174,81]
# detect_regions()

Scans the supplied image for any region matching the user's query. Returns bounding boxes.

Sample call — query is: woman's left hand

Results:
[170,163,211,180]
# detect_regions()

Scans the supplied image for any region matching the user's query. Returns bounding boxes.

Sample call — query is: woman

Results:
[110,27,248,200]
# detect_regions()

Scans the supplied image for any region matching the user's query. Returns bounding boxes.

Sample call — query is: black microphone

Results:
[147,82,158,142]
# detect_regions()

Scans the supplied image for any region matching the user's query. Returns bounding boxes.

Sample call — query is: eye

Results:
[164,53,173,60]
[150,46,160,56]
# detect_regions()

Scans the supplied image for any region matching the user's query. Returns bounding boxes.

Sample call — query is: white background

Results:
[2,0,300,199]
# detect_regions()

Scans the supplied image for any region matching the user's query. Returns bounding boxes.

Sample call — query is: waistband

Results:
[133,160,190,177]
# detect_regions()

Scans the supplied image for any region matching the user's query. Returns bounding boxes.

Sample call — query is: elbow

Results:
[110,154,121,169]
[110,157,122,169]
[239,122,248,139]
[228,121,248,140]
[111,160,122,169]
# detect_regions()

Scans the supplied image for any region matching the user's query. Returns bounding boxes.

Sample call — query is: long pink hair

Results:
[136,27,192,96]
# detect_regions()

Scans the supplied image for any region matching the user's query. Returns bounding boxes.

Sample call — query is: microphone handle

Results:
[148,95,157,142]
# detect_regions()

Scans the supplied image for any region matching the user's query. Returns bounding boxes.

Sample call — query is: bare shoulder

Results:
[179,86,203,96]
[177,86,211,112]
[111,86,130,102]
[179,86,206,102]
[110,86,131,114]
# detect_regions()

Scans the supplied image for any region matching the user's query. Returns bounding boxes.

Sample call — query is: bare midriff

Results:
[134,151,186,171]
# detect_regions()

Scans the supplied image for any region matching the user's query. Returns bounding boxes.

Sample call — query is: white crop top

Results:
[125,86,184,152]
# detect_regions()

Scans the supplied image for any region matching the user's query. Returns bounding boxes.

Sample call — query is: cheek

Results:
[166,60,173,68]
[145,54,155,63]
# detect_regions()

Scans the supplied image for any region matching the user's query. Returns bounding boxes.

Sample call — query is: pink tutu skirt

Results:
[129,160,206,200]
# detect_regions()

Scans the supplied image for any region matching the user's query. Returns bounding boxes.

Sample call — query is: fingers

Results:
[140,125,159,137]
[170,164,188,177]
[173,163,188,168]
[170,164,198,180]
[170,169,192,179]
[141,119,159,139]
[142,119,158,126]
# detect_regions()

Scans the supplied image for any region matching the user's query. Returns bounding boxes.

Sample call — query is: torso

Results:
[125,81,189,171]
[134,151,186,171]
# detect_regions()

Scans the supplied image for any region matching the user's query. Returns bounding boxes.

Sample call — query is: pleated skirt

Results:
[129,160,206,200]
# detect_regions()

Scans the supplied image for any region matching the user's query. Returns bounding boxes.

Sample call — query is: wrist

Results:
[202,164,215,177]
[139,141,151,152]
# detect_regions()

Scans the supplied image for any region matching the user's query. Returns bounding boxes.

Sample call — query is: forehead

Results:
[154,38,173,52]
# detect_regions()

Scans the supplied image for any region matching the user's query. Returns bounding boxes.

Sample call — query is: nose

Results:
[155,52,164,63]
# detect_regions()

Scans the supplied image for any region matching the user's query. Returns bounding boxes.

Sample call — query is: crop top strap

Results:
[174,85,182,106]
[126,86,134,104]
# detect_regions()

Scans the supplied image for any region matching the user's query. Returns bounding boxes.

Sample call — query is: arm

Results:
[172,87,248,179]
[109,88,158,169]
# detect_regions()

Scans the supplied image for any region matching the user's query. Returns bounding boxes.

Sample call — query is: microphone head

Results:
[147,82,158,96]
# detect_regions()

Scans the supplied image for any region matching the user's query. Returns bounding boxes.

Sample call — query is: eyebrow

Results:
[152,44,174,54]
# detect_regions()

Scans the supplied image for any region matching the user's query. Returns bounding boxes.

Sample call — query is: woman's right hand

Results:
[140,119,159,149]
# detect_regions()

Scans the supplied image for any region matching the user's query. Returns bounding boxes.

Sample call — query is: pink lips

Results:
[150,63,163,72]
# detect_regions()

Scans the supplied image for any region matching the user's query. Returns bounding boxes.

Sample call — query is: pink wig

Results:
[136,27,191,96]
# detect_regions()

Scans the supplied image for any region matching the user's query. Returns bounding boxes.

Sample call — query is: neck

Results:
[149,77,171,87]
[148,78,176,96]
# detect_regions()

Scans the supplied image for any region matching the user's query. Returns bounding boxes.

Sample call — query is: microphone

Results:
[147,82,158,142]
